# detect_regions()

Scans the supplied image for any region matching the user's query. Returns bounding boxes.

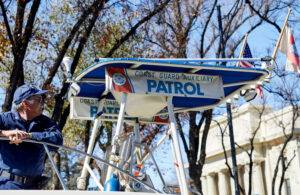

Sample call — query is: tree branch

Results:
[176,113,189,155]
[278,152,296,194]
[21,0,41,54]
[43,0,106,89]
[214,118,246,195]
[199,0,217,57]
[195,109,212,192]
[245,0,281,32]
[228,19,263,57]
[51,0,105,122]
[188,112,199,162]
[0,0,15,55]
[105,0,171,57]
[13,0,26,49]
[272,106,298,195]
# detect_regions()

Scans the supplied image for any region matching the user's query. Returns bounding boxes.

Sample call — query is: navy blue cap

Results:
[13,84,48,104]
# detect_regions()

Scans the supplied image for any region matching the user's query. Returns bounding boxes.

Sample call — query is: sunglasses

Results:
[26,95,45,104]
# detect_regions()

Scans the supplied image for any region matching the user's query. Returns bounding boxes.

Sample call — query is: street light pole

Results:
[217,5,240,195]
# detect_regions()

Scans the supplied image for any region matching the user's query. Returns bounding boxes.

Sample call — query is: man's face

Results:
[24,95,45,117]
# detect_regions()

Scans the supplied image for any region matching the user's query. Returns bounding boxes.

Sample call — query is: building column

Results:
[202,176,208,195]
[265,146,274,195]
[229,166,244,195]
[252,162,265,195]
[207,173,218,195]
[243,164,249,194]
[218,170,230,195]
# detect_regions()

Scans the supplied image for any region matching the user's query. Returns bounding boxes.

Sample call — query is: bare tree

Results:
[203,99,268,195]
[264,69,300,195]
[0,0,41,111]
[143,0,281,193]
[214,118,245,195]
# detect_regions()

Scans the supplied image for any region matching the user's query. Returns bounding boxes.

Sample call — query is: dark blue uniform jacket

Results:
[0,111,63,177]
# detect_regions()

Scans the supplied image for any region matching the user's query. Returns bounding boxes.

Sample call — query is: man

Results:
[0,84,63,189]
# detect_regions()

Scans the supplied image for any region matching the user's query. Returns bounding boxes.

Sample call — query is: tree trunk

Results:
[1,0,41,111]
[189,109,212,194]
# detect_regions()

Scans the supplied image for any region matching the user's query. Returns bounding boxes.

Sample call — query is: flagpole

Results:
[271,8,291,61]
[236,33,249,66]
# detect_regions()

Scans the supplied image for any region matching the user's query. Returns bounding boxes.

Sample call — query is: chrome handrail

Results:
[0,137,162,193]
[43,144,68,190]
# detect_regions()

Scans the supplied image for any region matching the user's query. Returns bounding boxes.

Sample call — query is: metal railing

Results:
[0,137,162,193]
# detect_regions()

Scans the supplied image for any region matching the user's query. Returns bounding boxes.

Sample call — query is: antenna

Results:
[62,56,73,82]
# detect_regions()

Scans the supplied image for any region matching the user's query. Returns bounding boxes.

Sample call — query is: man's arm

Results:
[0,129,28,138]
[30,121,63,146]
[0,129,30,145]
[0,115,29,145]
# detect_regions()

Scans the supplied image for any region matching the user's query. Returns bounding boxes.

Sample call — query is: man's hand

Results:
[1,129,30,145]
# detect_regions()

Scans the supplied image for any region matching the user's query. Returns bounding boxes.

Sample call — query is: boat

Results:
[1,58,270,194]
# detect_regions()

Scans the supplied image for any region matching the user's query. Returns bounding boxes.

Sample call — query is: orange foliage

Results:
[0,22,10,61]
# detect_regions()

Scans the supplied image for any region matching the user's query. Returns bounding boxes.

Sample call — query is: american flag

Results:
[239,43,254,68]
[239,41,263,97]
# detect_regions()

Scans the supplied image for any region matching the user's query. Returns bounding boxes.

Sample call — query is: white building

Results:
[201,103,300,195]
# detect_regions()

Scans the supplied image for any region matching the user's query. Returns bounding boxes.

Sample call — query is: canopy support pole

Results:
[148,149,167,190]
[77,118,101,190]
[44,144,68,190]
[130,133,136,175]
[169,138,184,193]
[119,133,131,169]
[129,121,140,175]
[105,92,127,182]
[167,97,189,195]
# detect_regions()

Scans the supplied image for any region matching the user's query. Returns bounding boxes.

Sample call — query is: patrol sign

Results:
[106,67,224,99]
[69,97,120,120]
[69,97,100,120]
[69,97,169,124]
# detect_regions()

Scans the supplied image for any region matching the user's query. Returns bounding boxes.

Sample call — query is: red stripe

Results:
[239,61,253,68]
[289,32,295,44]
[286,28,300,70]
[287,53,300,66]
[256,85,263,97]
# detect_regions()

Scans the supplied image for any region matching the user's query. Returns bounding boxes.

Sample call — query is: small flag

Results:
[238,41,263,97]
[239,43,254,68]
[279,26,300,73]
